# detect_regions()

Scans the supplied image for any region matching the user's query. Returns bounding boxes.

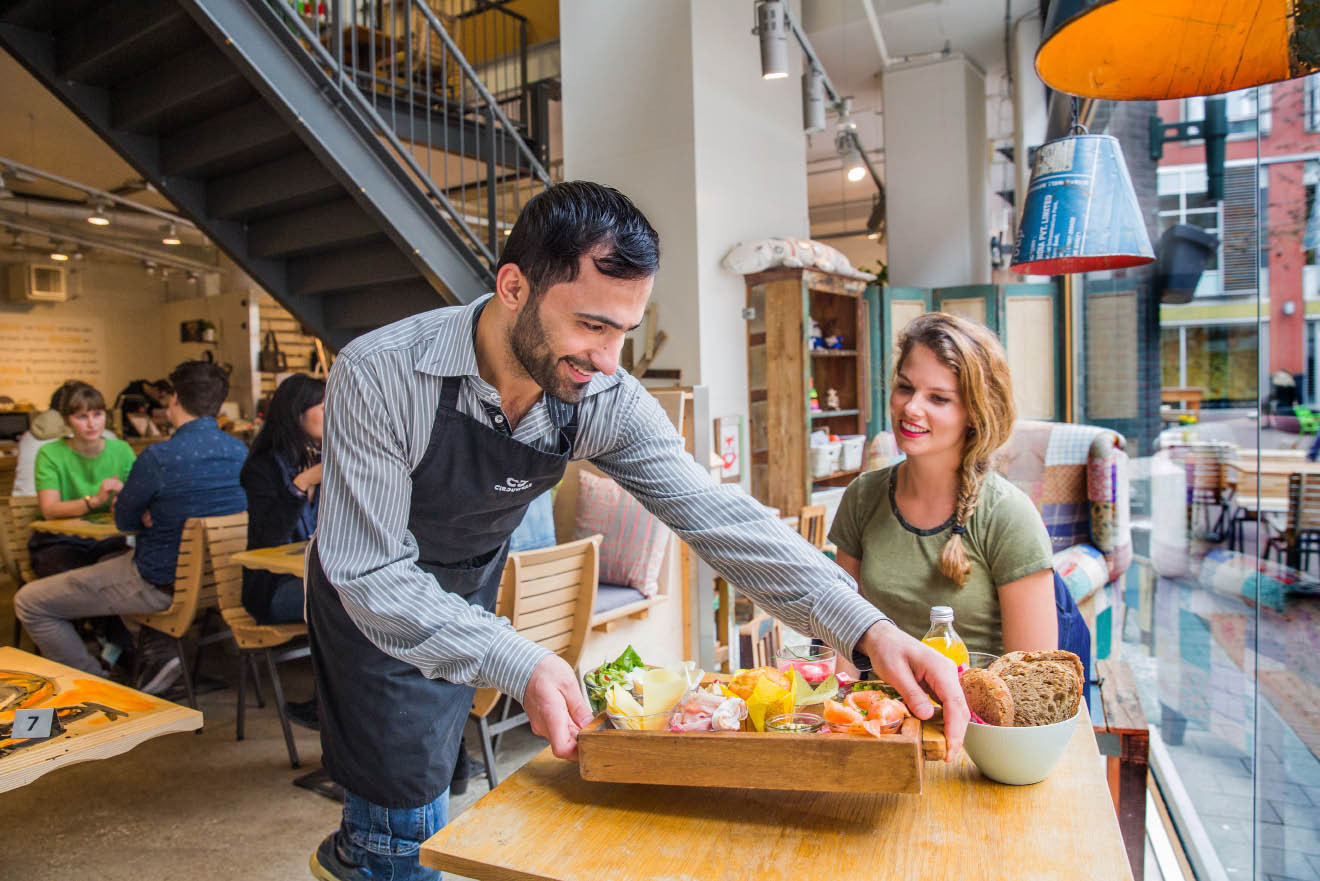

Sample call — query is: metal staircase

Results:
[0,0,552,349]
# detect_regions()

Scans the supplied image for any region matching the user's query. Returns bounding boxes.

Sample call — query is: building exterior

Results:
[1158,77,1320,406]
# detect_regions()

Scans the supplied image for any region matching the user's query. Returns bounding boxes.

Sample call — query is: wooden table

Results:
[1161,386,1204,411]
[29,513,129,540]
[230,541,308,578]
[1093,659,1150,881]
[420,712,1133,881]
[0,646,201,793]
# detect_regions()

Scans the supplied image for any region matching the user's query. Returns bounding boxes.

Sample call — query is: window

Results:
[1158,163,1266,296]
[1184,85,1272,138]
[1307,75,1320,133]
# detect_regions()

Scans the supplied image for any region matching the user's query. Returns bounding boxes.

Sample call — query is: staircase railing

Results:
[265,0,554,281]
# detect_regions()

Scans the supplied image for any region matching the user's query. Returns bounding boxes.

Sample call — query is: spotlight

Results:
[802,64,825,133]
[144,261,157,276]
[49,245,69,262]
[0,173,12,200]
[161,222,182,246]
[754,0,789,80]
[847,165,866,183]
[87,203,110,226]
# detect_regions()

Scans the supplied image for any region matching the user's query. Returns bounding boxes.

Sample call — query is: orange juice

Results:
[921,605,969,668]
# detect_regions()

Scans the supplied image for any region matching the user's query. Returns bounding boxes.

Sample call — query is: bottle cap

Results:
[929,605,954,622]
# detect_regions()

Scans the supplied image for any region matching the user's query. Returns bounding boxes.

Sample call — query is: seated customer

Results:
[29,381,136,578]
[240,373,323,624]
[828,313,1057,657]
[14,361,247,685]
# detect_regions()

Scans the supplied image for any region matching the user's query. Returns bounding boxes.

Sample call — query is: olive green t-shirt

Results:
[33,437,137,512]
[828,464,1054,655]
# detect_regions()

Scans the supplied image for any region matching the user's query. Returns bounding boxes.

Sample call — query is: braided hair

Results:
[893,313,1015,587]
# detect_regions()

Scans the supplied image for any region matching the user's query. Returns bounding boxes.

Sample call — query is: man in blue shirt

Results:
[15,361,247,691]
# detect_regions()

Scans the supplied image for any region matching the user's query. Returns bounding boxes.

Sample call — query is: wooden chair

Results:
[1,496,41,647]
[215,521,308,769]
[797,504,827,550]
[1269,473,1320,574]
[469,535,601,789]
[127,514,240,710]
[738,612,782,669]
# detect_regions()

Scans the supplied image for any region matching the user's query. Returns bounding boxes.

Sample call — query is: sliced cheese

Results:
[640,668,685,716]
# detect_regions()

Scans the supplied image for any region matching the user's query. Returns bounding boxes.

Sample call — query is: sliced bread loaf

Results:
[960,668,1015,726]
[988,651,1083,726]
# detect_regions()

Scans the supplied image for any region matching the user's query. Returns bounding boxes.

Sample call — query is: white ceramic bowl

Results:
[962,706,1081,785]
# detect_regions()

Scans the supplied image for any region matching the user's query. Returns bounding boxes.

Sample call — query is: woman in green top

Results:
[828,313,1056,657]
[30,381,136,578]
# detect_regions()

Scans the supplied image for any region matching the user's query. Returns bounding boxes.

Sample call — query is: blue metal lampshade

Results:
[1010,132,1154,276]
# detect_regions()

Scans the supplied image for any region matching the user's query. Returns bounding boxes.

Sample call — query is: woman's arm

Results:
[997,569,1058,652]
[37,483,118,519]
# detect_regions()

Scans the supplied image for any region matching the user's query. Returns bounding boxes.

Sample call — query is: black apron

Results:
[306,375,578,808]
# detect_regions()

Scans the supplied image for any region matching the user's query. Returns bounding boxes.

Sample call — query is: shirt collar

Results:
[174,416,218,435]
[414,293,621,397]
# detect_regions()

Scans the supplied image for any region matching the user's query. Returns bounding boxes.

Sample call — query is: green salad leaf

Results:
[610,645,643,673]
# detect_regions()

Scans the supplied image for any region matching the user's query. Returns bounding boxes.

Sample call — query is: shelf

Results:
[810,409,860,419]
[813,467,862,483]
[811,349,857,357]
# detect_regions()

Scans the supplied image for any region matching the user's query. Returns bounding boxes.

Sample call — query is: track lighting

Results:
[86,203,110,226]
[0,173,12,200]
[49,243,69,262]
[161,222,182,246]
[802,64,825,133]
[754,0,789,80]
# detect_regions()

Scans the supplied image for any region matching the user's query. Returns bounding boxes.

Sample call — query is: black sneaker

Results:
[309,833,370,881]
[286,698,319,731]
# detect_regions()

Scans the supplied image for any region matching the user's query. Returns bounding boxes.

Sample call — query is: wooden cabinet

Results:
[743,268,870,516]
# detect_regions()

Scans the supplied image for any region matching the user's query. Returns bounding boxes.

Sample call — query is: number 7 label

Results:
[12,708,54,740]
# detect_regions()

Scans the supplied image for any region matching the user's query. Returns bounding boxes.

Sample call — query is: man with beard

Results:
[307,181,968,881]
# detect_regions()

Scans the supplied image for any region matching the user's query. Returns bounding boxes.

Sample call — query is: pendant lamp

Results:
[1009,121,1154,276]
[1036,0,1317,101]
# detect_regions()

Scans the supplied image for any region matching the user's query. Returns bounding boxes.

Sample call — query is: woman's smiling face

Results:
[890,342,969,464]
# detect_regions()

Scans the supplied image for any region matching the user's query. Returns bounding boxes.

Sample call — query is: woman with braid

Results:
[828,313,1057,658]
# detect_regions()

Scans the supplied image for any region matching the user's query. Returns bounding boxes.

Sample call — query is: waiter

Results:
[306,182,969,881]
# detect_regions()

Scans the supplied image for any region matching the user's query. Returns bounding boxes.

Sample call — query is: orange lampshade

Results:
[1036,0,1317,100]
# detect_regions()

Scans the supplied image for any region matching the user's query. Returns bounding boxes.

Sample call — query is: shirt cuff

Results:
[809,582,891,659]
[479,628,554,700]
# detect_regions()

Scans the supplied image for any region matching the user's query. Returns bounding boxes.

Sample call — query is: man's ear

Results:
[494,263,527,311]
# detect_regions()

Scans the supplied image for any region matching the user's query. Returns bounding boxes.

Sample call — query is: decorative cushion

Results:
[1052,544,1109,604]
[572,471,670,597]
[1197,548,1320,612]
[594,583,646,614]
[509,490,557,552]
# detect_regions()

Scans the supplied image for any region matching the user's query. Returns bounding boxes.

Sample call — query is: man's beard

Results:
[508,298,593,403]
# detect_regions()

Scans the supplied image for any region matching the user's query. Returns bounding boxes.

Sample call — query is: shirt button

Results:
[494,415,504,423]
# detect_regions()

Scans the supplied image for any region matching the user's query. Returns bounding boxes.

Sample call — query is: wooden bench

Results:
[1092,657,1149,881]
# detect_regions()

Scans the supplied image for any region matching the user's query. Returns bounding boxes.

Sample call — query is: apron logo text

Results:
[493,477,532,493]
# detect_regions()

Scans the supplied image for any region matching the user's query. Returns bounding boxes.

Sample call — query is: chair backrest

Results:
[1288,473,1320,534]
[1,496,41,584]
[505,534,601,669]
[738,613,782,669]
[130,512,247,638]
[797,505,827,550]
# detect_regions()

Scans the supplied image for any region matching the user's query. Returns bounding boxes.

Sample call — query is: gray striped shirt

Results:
[317,294,887,700]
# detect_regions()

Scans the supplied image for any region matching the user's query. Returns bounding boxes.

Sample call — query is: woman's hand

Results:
[293,462,323,494]
[96,477,124,507]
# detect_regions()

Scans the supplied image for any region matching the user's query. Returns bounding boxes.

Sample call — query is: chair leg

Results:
[477,714,500,789]
[174,637,198,711]
[12,617,21,649]
[492,694,513,753]
[236,651,247,742]
[247,654,266,708]
[265,648,300,769]
[131,627,145,686]
[191,609,212,689]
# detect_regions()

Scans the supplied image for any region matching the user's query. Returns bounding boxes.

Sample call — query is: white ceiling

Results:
[802,0,1038,235]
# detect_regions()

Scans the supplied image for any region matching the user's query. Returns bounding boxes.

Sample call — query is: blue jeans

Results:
[265,574,305,624]
[339,788,448,881]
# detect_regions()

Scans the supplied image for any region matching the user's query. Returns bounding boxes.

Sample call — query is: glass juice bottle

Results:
[921,605,970,669]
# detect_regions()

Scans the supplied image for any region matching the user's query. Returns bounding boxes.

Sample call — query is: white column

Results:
[559,0,809,424]
[882,54,989,287]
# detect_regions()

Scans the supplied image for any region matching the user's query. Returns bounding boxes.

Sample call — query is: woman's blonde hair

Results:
[893,312,1016,587]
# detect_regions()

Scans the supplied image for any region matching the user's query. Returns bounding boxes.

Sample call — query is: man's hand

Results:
[523,653,594,759]
[140,510,153,529]
[858,619,969,760]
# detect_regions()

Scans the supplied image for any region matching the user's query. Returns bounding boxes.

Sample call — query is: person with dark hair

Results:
[15,361,246,692]
[240,373,324,624]
[116,378,172,437]
[306,181,969,881]
[28,381,136,578]
[13,380,106,497]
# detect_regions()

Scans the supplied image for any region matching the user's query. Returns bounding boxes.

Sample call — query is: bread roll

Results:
[988,650,1083,726]
[960,668,1015,726]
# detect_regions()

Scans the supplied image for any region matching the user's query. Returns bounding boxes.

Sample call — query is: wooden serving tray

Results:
[577,713,926,794]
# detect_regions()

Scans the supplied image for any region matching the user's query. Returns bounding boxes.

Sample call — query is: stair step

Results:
[113,43,251,134]
[162,100,299,178]
[289,241,421,297]
[208,153,341,222]
[323,280,444,330]
[249,199,382,259]
[56,0,194,86]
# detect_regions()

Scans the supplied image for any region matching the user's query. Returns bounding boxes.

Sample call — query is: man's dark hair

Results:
[169,361,229,418]
[496,181,660,297]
